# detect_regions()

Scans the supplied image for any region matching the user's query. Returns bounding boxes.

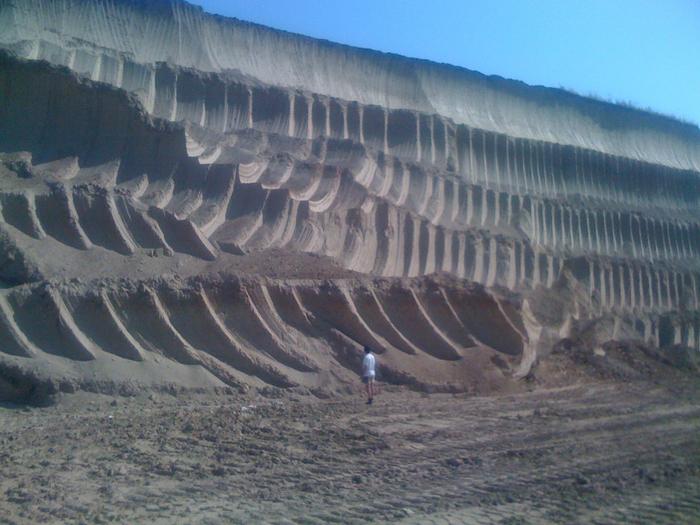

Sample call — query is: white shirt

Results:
[362,353,376,377]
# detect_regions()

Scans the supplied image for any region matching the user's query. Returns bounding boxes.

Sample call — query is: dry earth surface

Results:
[1,350,699,525]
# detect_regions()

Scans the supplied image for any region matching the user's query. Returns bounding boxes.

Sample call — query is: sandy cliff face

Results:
[2,0,700,171]
[0,0,698,399]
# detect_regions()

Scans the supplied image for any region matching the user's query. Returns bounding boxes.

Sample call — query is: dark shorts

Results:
[362,375,375,384]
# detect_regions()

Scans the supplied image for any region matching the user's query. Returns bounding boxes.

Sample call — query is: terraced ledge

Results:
[0,274,529,397]
[2,0,700,171]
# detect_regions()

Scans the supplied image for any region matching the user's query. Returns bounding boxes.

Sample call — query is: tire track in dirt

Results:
[1,382,699,524]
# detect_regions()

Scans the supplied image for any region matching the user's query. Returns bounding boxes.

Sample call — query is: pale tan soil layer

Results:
[1,355,699,525]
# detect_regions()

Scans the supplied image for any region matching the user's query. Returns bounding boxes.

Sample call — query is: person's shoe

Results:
[367,398,373,405]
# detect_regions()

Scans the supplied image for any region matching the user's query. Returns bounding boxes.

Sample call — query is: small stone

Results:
[393,511,407,518]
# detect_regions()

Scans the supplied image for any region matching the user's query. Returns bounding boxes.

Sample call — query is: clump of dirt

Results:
[0,363,58,405]
[537,338,700,388]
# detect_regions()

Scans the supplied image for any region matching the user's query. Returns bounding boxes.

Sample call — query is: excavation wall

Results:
[2,0,699,171]
[0,0,698,397]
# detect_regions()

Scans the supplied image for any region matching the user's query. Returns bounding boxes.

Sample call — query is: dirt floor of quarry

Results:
[1,346,699,525]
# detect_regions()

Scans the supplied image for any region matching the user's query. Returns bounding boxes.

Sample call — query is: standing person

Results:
[362,346,376,405]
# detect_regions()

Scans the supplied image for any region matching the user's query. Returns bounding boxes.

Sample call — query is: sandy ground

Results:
[1,365,700,525]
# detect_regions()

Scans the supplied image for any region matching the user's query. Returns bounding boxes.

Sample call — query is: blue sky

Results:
[190,0,700,126]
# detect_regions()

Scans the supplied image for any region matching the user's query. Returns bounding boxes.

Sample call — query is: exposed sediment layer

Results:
[0,0,699,396]
[2,54,697,289]
[0,275,529,394]
[2,0,699,171]
[1,268,696,397]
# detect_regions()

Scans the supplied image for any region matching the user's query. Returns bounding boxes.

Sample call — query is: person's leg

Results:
[369,377,374,400]
[364,378,371,401]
